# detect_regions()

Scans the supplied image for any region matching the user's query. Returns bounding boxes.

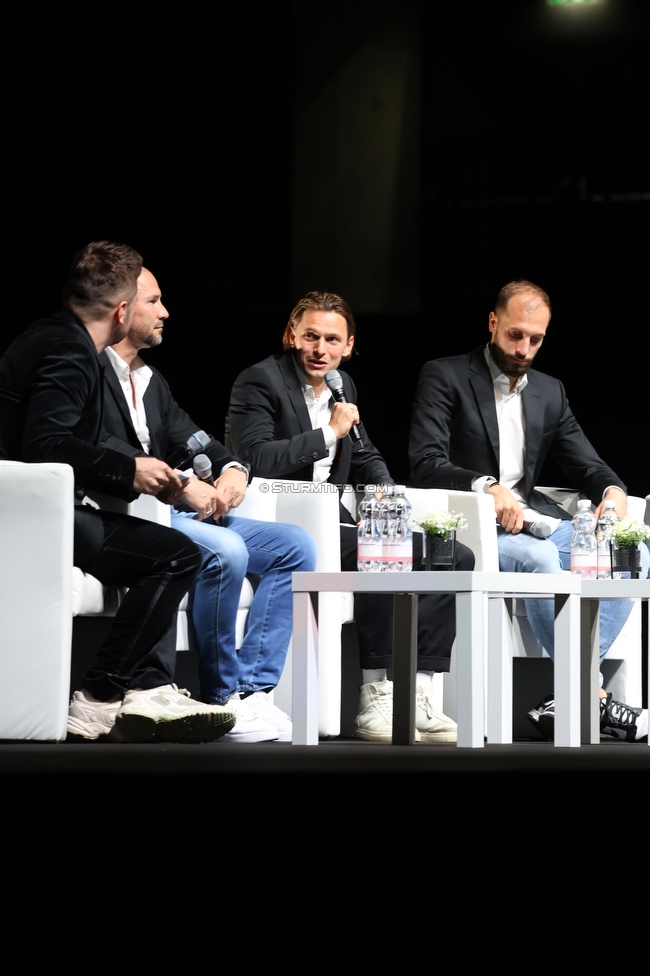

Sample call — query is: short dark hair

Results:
[494,280,551,318]
[282,291,356,358]
[64,241,143,319]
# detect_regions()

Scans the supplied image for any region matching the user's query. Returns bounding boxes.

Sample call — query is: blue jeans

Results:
[171,511,317,704]
[497,520,650,664]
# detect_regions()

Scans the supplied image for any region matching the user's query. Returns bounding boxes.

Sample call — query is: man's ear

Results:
[340,334,355,361]
[115,299,129,326]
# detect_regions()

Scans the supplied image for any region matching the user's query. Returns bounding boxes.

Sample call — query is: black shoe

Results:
[600,693,648,742]
[527,694,554,739]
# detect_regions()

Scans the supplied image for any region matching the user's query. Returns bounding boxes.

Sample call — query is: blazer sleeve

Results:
[341,376,393,487]
[22,333,135,494]
[531,378,627,502]
[227,363,331,479]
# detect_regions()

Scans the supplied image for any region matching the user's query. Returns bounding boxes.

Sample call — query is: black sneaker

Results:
[527,694,554,739]
[600,693,648,743]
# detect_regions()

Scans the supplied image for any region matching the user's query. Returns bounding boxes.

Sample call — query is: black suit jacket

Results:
[226,351,392,488]
[0,309,135,498]
[408,345,626,520]
[100,351,242,487]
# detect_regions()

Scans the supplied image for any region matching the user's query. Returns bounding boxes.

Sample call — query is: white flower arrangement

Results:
[603,517,650,549]
[413,510,468,538]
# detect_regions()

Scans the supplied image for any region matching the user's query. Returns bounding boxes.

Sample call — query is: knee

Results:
[455,541,475,571]
[283,524,318,571]
[498,533,563,575]
[202,528,250,578]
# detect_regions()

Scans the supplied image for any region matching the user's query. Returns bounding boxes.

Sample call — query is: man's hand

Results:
[210,467,248,516]
[593,486,627,523]
[329,401,360,440]
[133,457,183,497]
[179,477,221,520]
[489,483,525,533]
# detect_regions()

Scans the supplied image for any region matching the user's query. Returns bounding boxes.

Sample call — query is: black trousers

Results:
[339,523,475,672]
[73,506,201,700]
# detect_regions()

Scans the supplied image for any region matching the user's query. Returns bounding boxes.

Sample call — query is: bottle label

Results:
[571,553,597,578]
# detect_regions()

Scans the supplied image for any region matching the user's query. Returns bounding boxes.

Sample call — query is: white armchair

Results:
[0,461,74,740]
[506,487,646,709]
[0,462,258,740]
[236,477,348,735]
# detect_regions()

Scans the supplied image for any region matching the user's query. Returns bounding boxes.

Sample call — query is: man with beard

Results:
[101,268,317,742]
[408,280,649,741]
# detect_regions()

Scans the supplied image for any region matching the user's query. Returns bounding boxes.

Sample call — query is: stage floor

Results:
[2,735,648,778]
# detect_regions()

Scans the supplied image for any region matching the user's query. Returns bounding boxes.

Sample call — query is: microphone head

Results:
[324,370,344,393]
[189,430,210,452]
[193,454,212,478]
[531,521,552,539]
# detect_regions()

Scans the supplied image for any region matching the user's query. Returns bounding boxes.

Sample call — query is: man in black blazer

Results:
[227,291,475,743]
[102,269,317,743]
[409,279,649,741]
[0,242,235,743]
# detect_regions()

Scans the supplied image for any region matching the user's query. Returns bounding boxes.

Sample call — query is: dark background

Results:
[4,0,648,495]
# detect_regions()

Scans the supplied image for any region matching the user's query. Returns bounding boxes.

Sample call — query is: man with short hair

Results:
[101,268,317,743]
[0,242,235,743]
[409,279,649,741]
[226,290,475,743]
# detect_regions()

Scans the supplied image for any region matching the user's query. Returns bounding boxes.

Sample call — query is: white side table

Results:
[580,578,650,744]
[291,571,581,748]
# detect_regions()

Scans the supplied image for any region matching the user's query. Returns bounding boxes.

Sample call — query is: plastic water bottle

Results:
[391,485,413,572]
[375,484,393,571]
[570,499,598,578]
[597,499,620,579]
[357,485,382,572]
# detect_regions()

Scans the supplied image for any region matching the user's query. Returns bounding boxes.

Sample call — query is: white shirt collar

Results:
[484,344,528,395]
[105,344,152,383]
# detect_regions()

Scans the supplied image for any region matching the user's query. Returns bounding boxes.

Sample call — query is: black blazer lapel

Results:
[521,377,543,497]
[468,348,500,470]
[279,352,318,434]
[101,354,143,453]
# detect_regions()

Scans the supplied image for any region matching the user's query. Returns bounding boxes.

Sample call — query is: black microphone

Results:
[324,370,365,452]
[523,520,552,539]
[166,430,210,470]
[193,454,213,483]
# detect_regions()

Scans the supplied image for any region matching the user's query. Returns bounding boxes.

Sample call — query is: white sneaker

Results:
[354,680,394,742]
[415,685,457,743]
[112,685,236,743]
[224,695,279,743]
[67,690,122,740]
[247,692,292,741]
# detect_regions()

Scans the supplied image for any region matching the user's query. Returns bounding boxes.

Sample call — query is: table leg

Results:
[487,597,514,744]
[456,590,485,748]
[292,590,319,745]
[553,591,580,747]
[580,599,600,744]
[392,592,418,745]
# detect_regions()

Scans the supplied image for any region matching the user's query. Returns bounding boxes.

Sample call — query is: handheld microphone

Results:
[193,454,213,483]
[523,520,552,539]
[324,370,365,452]
[166,430,210,470]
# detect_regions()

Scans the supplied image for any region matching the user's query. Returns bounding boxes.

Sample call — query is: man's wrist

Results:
[220,461,250,484]
[471,475,499,493]
[603,485,625,499]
